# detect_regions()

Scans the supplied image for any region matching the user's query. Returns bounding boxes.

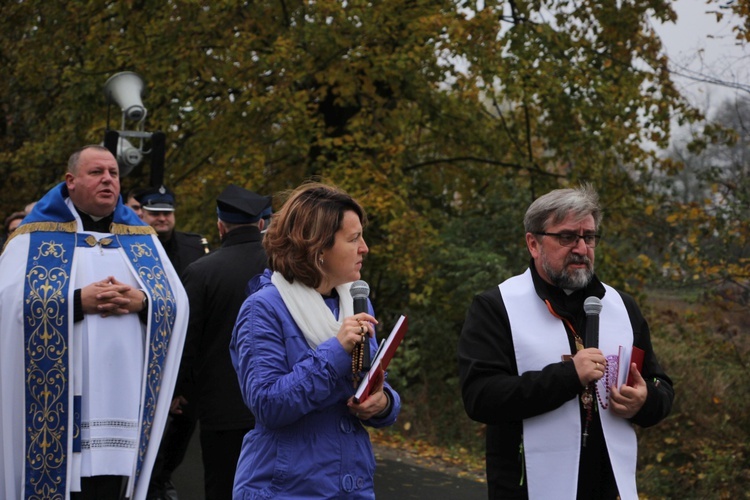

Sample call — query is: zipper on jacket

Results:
[518,438,525,486]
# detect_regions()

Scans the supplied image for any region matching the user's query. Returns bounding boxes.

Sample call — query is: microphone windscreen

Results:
[350,280,370,300]
[583,296,602,315]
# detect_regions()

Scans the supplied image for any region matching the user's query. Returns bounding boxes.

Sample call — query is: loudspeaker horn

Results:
[116,136,143,176]
[104,71,147,121]
[102,131,143,177]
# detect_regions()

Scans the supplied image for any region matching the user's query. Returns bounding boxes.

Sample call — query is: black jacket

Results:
[177,225,267,430]
[458,261,674,499]
[162,231,208,277]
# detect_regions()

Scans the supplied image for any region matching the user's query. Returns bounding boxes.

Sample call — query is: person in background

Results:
[4,211,25,235]
[2,210,26,249]
[124,187,147,219]
[458,184,674,499]
[136,185,208,500]
[137,185,209,275]
[0,145,188,499]
[175,184,271,499]
[230,181,401,498]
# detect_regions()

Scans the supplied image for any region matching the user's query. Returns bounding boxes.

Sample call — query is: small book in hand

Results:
[625,346,645,387]
[353,315,407,404]
[597,345,645,409]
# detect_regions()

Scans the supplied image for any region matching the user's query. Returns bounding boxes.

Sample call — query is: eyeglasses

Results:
[534,231,601,248]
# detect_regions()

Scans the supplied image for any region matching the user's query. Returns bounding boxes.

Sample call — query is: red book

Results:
[353,315,407,403]
[626,346,645,387]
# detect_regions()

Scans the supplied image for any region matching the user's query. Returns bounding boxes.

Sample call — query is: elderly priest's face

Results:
[65,148,121,218]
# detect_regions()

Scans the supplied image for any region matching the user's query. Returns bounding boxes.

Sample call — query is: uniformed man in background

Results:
[137,186,209,276]
[175,184,271,499]
[137,185,208,500]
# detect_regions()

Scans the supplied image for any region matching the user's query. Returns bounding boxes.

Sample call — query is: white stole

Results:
[499,269,638,500]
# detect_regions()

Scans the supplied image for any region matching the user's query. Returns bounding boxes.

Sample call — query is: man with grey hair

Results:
[0,144,189,500]
[458,184,674,499]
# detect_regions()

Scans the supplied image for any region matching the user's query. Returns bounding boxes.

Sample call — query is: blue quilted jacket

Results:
[230,270,401,499]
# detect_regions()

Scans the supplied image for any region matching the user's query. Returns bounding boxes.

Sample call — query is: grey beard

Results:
[543,259,594,290]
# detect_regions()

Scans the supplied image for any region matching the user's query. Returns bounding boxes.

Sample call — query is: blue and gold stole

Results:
[19,183,178,498]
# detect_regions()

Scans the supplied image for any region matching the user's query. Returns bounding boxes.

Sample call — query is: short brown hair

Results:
[4,211,26,235]
[67,144,112,174]
[264,182,366,289]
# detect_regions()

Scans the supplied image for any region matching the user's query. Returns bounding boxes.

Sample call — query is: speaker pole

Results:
[104,130,120,159]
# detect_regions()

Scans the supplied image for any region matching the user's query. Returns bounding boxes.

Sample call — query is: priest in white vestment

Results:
[458,185,674,500]
[0,145,189,500]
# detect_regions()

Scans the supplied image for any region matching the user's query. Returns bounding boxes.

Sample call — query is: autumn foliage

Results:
[2,1,749,496]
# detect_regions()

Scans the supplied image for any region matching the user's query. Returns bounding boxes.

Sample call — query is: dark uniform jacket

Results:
[161,231,207,277]
[458,260,674,499]
[177,225,267,430]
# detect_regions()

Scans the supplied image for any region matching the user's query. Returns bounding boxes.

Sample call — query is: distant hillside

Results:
[636,290,750,498]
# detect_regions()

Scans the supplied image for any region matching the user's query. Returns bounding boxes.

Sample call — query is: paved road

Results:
[373,456,486,499]
[171,431,486,499]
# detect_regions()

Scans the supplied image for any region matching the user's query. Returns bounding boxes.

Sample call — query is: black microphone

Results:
[350,280,371,370]
[583,296,602,349]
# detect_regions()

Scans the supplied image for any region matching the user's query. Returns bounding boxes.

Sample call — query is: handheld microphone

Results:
[583,296,602,349]
[350,280,371,370]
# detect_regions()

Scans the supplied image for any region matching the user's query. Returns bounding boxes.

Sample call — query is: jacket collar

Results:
[221,225,263,248]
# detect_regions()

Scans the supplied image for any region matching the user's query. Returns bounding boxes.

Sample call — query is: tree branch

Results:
[402,156,564,178]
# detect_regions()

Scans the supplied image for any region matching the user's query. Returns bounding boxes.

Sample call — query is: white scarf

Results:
[271,271,355,348]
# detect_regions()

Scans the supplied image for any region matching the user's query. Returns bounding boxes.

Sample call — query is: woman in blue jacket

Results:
[230,182,401,499]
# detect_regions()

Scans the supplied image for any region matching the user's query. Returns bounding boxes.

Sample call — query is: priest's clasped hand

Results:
[81,276,146,317]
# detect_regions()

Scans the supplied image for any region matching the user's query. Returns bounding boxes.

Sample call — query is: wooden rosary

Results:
[352,320,366,386]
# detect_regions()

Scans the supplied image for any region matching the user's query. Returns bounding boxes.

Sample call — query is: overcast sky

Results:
[653,0,750,116]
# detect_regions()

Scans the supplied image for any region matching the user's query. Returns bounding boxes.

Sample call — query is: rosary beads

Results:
[352,322,366,386]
